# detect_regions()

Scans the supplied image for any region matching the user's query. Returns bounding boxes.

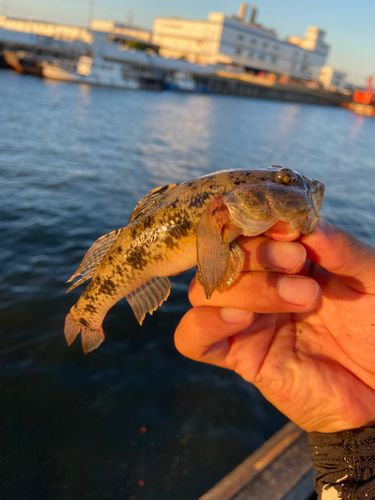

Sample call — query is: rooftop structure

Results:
[152,4,330,80]
[287,26,329,53]
[319,66,346,90]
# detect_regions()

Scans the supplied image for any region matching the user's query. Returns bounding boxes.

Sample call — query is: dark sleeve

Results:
[308,426,375,499]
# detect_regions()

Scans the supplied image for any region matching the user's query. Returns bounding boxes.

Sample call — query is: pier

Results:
[194,73,350,106]
[0,43,351,108]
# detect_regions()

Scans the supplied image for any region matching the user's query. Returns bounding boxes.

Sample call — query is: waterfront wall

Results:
[194,74,350,106]
[0,34,350,107]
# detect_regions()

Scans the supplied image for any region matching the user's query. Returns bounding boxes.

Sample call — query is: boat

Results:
[199,421,316,500]
[345,76,375,117]
[138,67,166,91]
[42,55,140,90]
[347,102,375,117]
[165,71,197,92]
[0,51,12,69]
[3,50,44,77]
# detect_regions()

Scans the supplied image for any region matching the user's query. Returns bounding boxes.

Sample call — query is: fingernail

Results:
[277,277,320,306]
[268,241,306,271]
[220,308,254,324]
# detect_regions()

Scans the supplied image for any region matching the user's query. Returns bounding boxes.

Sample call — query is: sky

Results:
[4,0,375,85]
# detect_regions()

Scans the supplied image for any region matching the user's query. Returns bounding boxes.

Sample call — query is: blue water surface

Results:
[1,70,375,500]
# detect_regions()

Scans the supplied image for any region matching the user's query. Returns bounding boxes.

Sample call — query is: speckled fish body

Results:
[65,166,325,354]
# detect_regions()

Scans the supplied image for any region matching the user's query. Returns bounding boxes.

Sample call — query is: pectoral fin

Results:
[197,195,244,299]
[196,240,244,294]
[126,276,171,325]
[217,241,245,293]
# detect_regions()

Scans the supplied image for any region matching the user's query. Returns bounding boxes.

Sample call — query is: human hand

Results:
[175,219,375,433]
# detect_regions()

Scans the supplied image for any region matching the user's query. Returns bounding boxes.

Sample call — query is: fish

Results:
[64,166,325,354]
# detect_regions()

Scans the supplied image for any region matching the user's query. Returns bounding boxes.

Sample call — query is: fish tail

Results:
[64,307,105,355]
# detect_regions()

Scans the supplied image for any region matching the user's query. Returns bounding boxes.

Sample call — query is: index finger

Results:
[238,235,306,274]
[300,218,375,293]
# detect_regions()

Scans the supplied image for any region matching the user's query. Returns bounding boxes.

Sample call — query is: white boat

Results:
[165,71,197,92]
[42,55,140,90]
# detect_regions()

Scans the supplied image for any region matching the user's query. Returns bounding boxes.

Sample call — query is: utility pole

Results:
[127,9,132,27]
[88,0,94,28]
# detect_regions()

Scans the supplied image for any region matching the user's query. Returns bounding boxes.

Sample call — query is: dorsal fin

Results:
[66,228,123,292]
[129,183,179,223]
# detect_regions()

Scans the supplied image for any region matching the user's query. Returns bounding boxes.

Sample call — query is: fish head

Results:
[223,166,325,236]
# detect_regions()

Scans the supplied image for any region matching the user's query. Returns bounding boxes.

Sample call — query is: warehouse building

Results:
[152,3,330,80]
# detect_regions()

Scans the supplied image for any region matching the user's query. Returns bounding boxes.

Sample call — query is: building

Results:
[319,66,346,90]
[0,15,159,60]
[0,15,92,44]
[152,3,330,80]
[0,16,153,46]
[90,19,152,43]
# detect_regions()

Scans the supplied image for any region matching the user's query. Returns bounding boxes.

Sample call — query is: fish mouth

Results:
[310,180,325,214]
[289,180,325,235]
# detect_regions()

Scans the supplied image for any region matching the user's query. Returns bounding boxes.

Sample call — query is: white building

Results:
[319,66,346,90]
[0,15,92,44]
[152,4,330,80]
[0,16,153,46]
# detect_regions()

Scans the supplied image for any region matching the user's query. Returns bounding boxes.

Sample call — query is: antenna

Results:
[88,0,94,28]
[250,6,257,24]
[127,9,133,26]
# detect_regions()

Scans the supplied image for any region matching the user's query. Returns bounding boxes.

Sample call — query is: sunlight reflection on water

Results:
[138,95,213,182]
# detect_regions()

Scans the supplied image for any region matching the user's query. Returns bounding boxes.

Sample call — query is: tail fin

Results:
[64,308,105,355]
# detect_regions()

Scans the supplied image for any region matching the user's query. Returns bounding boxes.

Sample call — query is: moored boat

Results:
[348,102,375,117]
[42,55,140,89]
[345,76,375,117]
[4,50,44,77]
[138,67,165,90]
[165,71,197,92]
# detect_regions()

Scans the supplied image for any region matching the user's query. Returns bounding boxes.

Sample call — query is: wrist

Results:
[308,426,375,498]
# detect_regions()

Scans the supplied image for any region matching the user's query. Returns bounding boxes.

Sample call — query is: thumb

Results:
[300,218,375,294]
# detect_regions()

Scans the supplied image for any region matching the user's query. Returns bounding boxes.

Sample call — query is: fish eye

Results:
[276,168,297,184]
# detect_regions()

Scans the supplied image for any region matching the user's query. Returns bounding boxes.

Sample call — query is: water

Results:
[1,70,375,500]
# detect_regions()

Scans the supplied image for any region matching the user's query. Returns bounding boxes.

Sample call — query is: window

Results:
[273,45,279,51]
[259,54,265,61]
[238,34,245,41]
[271,55,278,64]
[262,42,269,50]
[251,38,257,45]
[247,52,253,59]
[235,46,242,55]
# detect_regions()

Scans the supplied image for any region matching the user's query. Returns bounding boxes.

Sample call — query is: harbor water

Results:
[1,70,375,500]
